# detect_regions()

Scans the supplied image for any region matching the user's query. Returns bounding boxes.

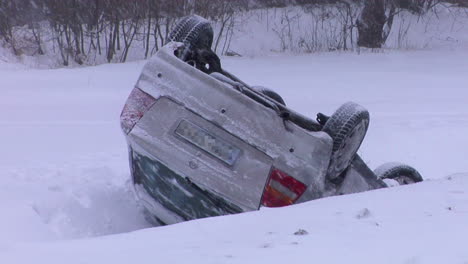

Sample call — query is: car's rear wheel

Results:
[374,163,423,186]
[323,102,370,183]
[167,15,214,62]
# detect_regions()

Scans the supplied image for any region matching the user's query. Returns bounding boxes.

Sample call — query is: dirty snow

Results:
[1,50,467,263]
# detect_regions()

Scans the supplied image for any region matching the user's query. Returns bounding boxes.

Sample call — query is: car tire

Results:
[374,163,423,186]
[323,102,370,182]
[167,15,214,61]
[252,86,286,105]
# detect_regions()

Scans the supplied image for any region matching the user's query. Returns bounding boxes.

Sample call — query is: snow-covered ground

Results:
[1,50,467,263]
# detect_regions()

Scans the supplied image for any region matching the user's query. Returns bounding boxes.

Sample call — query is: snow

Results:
[3,175,468,264]
[1,50,468,263]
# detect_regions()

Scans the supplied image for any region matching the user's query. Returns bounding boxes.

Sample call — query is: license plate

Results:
[175,120,241,166]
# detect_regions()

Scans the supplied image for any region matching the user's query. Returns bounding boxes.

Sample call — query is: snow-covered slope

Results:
[4,174,468,264]
[1,50,467,263]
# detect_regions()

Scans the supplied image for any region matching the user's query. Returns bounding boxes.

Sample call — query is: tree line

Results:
[0,0,467,66]
[0,0,252,65]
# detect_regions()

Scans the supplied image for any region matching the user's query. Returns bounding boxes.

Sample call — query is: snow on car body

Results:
[120,43,391,225]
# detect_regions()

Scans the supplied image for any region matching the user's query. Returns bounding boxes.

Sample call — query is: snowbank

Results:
[3,174,468,264]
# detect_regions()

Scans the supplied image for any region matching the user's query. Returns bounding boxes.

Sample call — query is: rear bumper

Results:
[129,148,243,225]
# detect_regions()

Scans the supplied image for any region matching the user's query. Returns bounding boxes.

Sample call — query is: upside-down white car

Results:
[120,15,423,225]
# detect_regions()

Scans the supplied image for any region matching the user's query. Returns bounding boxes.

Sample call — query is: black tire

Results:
[374,163,423,186]
[323,102,370,182]
[252,86,286,105]
[167,15,214,61]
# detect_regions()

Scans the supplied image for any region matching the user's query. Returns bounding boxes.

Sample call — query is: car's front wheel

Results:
[374,163,423,186]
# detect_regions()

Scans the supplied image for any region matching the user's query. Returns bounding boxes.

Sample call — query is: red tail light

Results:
[120,88,157,134]
[261,168,307,207]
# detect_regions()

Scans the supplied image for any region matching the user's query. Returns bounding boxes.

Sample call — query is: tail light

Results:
[261,168,307,207]
[120,88,157,134]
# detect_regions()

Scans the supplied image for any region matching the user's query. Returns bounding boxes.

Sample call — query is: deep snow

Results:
[3,173,468,264]
[1,50,468,263]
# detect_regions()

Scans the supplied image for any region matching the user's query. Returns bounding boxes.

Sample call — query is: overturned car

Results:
[120,15,423,225]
